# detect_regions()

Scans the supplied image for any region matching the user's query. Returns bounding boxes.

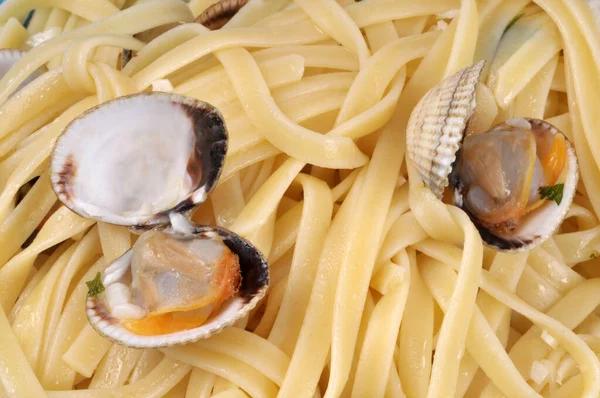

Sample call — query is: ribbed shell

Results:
[407,61,485,198]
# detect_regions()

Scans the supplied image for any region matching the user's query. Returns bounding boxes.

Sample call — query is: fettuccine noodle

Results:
[0,0,600,397]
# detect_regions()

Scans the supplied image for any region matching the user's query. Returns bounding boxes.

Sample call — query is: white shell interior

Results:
[51,95,199,225]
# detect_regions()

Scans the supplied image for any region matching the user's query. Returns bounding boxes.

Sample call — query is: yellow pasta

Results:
[0,1,599,397]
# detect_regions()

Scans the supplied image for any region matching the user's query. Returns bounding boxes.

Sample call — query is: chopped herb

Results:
[504,13,525,33]
[86,272,105,298]
[591,253,597,259]
[539,184,564,205]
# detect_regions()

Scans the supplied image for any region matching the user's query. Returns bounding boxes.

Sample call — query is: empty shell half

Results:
[406,62,579,252]
[86,223,269,348]
[50,92,227,228]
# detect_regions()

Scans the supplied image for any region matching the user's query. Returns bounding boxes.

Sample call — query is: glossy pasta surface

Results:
[0,0,600,397]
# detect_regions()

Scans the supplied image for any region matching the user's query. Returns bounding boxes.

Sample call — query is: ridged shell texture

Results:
[407,61,485,198]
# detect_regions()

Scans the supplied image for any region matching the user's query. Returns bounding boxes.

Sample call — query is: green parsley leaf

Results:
[86,272,105,298]
[591,253,597,259]
[539,183,564,205]
[504,13,525,33]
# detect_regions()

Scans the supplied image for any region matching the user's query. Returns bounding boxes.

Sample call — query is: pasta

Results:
[0,0,600,397]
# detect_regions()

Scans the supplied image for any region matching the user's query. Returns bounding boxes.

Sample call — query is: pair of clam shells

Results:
[407,61,578,252]
[46,0,265,349]
[50,93,269,348]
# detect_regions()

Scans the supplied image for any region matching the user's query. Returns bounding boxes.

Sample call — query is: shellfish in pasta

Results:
[196,0,250,30]
[49,92,269,347]
[407,62,578,252]
[87,222,268,348]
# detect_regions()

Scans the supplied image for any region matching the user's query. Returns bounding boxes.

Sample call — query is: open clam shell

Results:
[406,62,579,252]
[407,61,485,198]
[452,118,578,252]
[87,224,269,348]
[50,92,227,228]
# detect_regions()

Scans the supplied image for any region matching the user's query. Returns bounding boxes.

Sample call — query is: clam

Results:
[87,221,268,348]
[196,0,249,30]
[50,92,269,347]
[120,0,249,69]
[407,61,578,252]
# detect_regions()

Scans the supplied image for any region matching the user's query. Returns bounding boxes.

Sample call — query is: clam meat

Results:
[107,230,241,336]
[452,118,572,238]
[88,223,268,348]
